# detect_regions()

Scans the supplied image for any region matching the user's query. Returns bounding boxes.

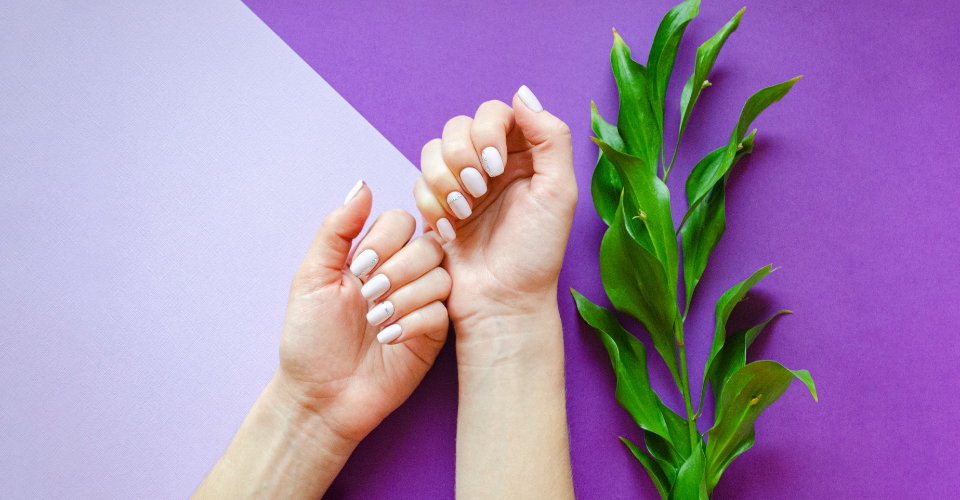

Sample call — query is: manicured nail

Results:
[436,218,456,242]
[343,179,364,205]
[377,324,402,344]
[460,167,487,197]
[517,85,543,112]
[361,274,391,300]
[447,191,472,219]
[350,249,378,277]
[366,301,394,326]
[481,147,504,177]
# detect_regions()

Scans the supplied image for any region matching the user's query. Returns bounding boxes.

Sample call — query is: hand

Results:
[413,86,577,333]
[276,183,451,444]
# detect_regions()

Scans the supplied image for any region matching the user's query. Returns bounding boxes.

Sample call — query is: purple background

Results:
[242,0,960,498]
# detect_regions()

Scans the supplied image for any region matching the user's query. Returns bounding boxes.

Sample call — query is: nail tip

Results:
[517,85,544,112]
[377,324,402,344]
[343,179,364,205]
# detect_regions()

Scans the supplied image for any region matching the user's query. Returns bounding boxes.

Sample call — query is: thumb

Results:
[301,180,372,286]
[511,86,577,207]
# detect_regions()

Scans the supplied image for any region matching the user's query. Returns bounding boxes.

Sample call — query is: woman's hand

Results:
[413,86,577,337]
[276,182,452,444]
[195,184,451,499]
[412,86,577,499]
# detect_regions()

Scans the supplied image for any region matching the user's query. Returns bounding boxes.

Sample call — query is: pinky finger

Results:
[414,176,457,242]
[377,301,449,345]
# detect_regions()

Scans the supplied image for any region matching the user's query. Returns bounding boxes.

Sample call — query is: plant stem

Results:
[676,322,699,449]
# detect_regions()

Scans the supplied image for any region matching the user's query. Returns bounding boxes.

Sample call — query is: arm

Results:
[195,184,452,499]
[192,375,356,498]
[413,86,578,498]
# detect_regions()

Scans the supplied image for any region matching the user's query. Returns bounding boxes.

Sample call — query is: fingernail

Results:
[460,167,487,197]
[366,301,394,326]
[350,249,379,277]
[343,179,364,205]
[361,274,391,300]
[377,324,402,344]
[436,218,456,242]
[518,85,543,112]
[447,192,472,219]
[481,147,504,177]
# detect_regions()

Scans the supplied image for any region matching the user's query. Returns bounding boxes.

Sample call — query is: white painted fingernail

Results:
[436,218,456,242]
[361,274,391,300]
[481,147,504,177]
[377,324,402,344]
[460,167,487,197]
[518,85,543,112]
[350,249,379,277]
[343,179,364,205]
[447,192,472,219]
[366,301,394,326]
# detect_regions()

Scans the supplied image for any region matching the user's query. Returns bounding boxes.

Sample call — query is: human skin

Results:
[414,85,578,499]
[193,184,452,499]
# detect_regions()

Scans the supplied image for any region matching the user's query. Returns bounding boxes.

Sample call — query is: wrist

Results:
[454,300,565,370]
[264,372,360,459]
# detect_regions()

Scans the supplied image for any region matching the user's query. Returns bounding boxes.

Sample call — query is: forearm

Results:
[454,301,575,499]
[193,373,358,499]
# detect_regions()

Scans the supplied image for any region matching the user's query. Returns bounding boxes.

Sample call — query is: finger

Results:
[421,138,473,221]
[471,100,514,178]
[365,267,451,327]
[376,300,450,345]
[441,116,489,198]
[512,85,577,208]
[349,209,416,281]
[414,176,457,243]
[359,235,444,301]
[299,180,372,287]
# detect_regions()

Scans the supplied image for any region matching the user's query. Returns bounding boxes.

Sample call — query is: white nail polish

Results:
[436,218,456,242]
[481,147,504,177]
[361,274,391,300]
[460,167,487,197]
[518,85,543,112]
[366,301,394,326]
[377,324,402,344]
[350,249,379,277]
[447,192,472,219]
[343,179,364,205]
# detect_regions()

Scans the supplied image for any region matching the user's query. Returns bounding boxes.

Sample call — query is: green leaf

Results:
[622,437,671,500]
[706,361,817,493]
[670,444,708,500]
[599,201,681,387]
[708,310,792,412]
[643,403,695,481]
[678,8,744,147]
[594,138,679,298]
[699,264,774,408]
[590,101,624,226]
[679,131,755,314]
[647,0,700,135]
[571,290,671,441]
[611,29,661,174]
[688,76,802,205]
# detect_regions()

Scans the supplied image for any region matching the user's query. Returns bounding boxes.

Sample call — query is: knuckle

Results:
[445,115,472,129]
[471,122,501,141]
[421,138,441,157]
[443,139,475,164]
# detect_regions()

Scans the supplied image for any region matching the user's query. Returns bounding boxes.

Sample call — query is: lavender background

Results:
[242,0,960,498]
[1,0,958,498]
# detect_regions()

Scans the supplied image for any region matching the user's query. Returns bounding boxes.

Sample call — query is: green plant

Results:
[571,1,817,497]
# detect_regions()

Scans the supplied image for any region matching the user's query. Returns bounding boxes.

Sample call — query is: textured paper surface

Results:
[244,0,960,498]
[0,1,421,497]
